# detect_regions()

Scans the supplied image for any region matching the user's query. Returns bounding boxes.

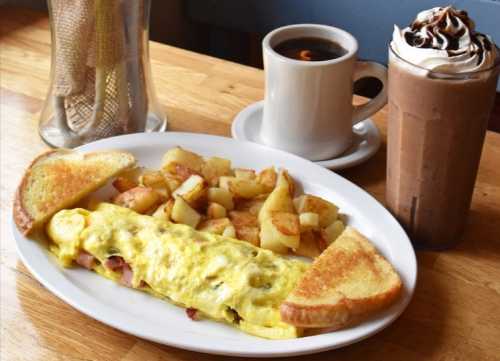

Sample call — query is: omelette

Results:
[47,203,309,339]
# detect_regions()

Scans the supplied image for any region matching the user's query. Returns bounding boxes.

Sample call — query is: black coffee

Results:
[273,37,347,61]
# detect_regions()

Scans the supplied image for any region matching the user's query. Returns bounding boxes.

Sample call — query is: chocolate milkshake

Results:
[387,6,499,249]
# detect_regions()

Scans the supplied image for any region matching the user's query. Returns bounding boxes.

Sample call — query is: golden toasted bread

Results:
[280,227,402,329]
[14,149,136,235]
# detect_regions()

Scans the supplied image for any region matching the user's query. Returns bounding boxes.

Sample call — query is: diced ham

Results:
[76,250,96,270]
[105,255,139,288]
[186,308,199,320]
[105,256,126,271]
[120,263,134,287]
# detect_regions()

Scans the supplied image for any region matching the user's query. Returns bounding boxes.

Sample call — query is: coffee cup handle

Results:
[352,61,388,125]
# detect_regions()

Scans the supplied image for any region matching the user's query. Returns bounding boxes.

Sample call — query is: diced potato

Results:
[207,202,227,219]
[222,224,236,238]
[322,220,345,245]
[276,169,295,196]
[236,226,260,247]
[258,185,295,224]
[164,198,175,220]
[164,162,200,182]
[260,212,300,251]
[112,186,163,214]
[207,187,234,210]
[229,211,258,227]
[219,176,265,199]
[198,218,232,235]
[293,194,338,227]
[234,168,256,180]
[337,213,348,224]
[119,167,146,184]
[293,231,322,258]
[269,212,300,248]
[162,147,204,174]
[173,175,207,206]
[112,177,138,193]
[161,171,183,193]
[171,196,201,228]
[257,167,277,193]
[234,195,266,216]
[201,156,232,186]
[140,170,170,198]
[299,212,319,232]
[152,199,175,221]
[152,202,167,219]
[259,218,289,254]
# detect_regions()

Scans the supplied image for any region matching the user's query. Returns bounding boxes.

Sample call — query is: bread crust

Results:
[280,227,403,329]
[13,149,135,235]
[280,280,402,328]
[13,150,64,235]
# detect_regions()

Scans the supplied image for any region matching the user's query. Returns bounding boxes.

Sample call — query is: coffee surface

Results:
[274,37,347,61]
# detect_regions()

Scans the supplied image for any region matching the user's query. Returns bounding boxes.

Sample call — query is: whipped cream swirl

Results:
[391,6,498,73]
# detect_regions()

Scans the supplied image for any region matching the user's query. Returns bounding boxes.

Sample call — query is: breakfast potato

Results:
[140,170,170,198]
[257,167,277,193]
[201,156,232,186]
[207,187,234,210]
[269,211,300,248]
[294,231,322,258]
[173,174,207,206]
[322,219,345,245]
[234,195,267,216]
[113,167,147,192]
[112,176,138,193]
[299,212,319,232]
[112,186,163,214]
[236,226,260,246]
[222,224,236,238]
[207,202,227,219]
[219,176,265,199]
[152,199,175,221]
[260,212,300,249]
[152,202,167,219]
[198,217,232,235]
[234,168,256,180]
[293,194,338,227]
[258,185,295,223]
[229,211,258,228]
[276,169,295,196]
[259,218,289,254]
[160,171,182,192]
[162,147,204,174]
[171,196,201,228]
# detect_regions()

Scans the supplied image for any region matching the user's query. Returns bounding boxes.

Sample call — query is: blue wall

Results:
[186,0,500,65]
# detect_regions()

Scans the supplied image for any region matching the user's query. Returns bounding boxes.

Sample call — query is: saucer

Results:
[231,101,382,170]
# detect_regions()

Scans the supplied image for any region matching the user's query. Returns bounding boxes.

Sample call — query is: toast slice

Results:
[280,227,402,329]
[14,149,136,235]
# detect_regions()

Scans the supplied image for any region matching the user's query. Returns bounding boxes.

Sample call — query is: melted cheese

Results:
[47,203,308,339]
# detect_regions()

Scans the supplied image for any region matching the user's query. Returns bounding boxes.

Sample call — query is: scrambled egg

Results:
[47,203,308,339]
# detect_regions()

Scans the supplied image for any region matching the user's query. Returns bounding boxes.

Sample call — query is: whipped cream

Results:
[391,6,498,73]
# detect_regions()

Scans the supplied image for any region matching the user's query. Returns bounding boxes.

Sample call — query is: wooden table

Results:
[1,7,499,361]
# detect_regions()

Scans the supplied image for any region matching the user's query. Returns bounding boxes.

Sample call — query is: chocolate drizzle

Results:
[400,6,495,68]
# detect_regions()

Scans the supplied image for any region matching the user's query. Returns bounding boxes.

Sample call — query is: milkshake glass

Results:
[386,7,500,249]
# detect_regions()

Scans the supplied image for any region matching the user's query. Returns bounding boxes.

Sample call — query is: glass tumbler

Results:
[386,44,500,250]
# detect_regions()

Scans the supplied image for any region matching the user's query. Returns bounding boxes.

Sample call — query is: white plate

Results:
[13,132,416,358]
[231,101,382,170]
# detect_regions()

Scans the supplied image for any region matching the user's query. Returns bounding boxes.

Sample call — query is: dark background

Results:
[2,0,499,132]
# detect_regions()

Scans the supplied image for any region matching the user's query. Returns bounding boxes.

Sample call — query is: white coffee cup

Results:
[261,24,388,161]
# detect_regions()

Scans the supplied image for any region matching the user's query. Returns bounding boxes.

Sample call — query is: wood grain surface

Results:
[1,7,500,361]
